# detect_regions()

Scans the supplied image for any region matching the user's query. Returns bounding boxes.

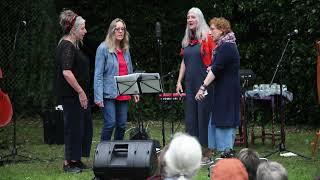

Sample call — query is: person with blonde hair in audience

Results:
[164,133,202,180]
[237,148,262,180]
[256,161,288,180]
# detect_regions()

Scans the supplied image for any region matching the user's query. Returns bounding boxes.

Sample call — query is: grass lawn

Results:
[0,114,319,180]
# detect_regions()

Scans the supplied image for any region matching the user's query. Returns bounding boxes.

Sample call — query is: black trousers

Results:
[61,96,93,161]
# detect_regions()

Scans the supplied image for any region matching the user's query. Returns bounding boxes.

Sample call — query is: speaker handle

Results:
[113,148,128,152]
[113,144,129,156]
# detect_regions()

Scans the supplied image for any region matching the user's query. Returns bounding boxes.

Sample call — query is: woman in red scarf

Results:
[176,7,216,164]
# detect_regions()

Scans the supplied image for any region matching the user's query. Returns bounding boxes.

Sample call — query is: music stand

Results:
[115,73,163,140]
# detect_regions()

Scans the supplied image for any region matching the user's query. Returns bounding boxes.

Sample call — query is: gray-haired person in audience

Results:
[163,133,202,180]
[256,161,288,180]
[237,148,262,180]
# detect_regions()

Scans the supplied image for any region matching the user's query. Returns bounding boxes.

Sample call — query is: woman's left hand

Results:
[206,66,211,73]
[133,95,140,103]
[195,89,206,101]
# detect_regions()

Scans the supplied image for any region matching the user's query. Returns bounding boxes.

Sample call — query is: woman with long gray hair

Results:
[54,9,92,173]
[176,7,216,164]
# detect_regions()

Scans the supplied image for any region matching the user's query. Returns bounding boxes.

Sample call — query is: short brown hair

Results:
[209,17,232,35]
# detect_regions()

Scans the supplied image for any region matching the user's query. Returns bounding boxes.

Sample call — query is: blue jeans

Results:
[100,99,128,141]
[208,117,236,152]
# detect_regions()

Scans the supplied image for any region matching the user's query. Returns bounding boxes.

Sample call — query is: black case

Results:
[42,109,64,145]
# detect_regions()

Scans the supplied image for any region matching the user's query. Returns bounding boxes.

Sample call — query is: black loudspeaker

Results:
[93,140,158,180]
[42,109,64,145]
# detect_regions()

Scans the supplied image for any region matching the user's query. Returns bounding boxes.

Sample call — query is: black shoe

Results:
[71,161,91,170]
[63,163,82,173]
[220,149,235,158]
[201,156,214,166]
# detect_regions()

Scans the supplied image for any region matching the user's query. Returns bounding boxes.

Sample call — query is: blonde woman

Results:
[94,18,139,141]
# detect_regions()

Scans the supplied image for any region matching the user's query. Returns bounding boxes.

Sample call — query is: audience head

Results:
[256,161,288,180]
[157,145,169,179]
[211,158,248,180]
[237,148,261,180]
[164,133,202,180]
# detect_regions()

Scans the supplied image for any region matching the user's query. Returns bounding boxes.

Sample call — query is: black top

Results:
[54,40,90,97]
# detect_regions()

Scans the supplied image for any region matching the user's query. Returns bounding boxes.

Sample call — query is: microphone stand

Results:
[265,35,310,159]
[156,28,166,146]
[157,37,163,85]
[0,22,43,165]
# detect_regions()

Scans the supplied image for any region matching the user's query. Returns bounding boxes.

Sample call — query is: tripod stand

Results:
[0,21,43,165]
[115,73,162,141]
[264,34,310,159]
[130,98,149,140]
[158,70,183,146]
[0,110,44,164]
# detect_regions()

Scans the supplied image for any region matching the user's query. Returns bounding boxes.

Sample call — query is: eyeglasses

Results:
[114,27,126,32]
[210,27,217,31]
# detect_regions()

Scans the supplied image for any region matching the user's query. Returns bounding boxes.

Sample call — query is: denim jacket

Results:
[94,42,133,102]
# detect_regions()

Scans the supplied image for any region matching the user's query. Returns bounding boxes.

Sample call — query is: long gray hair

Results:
[105,18,130,53]
[181,7,210,48]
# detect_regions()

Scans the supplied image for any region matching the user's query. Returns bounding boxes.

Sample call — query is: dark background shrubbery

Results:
[1,0,320,125]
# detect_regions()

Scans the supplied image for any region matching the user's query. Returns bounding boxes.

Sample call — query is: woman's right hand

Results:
[176,82,183,95]
[95,101,104,108]
[79,91,88,109]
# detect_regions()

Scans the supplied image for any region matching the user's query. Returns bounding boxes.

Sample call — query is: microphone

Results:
[287,29,298,36]
[155,22,161,39]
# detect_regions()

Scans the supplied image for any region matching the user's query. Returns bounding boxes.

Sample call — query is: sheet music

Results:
[114,73,162,95]
[139,73,161,93]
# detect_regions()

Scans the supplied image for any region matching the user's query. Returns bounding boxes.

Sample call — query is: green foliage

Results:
[1,0,320,125]
[0,0,58,114]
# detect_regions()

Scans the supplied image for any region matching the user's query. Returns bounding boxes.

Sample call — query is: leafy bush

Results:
[1,0,320,125]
